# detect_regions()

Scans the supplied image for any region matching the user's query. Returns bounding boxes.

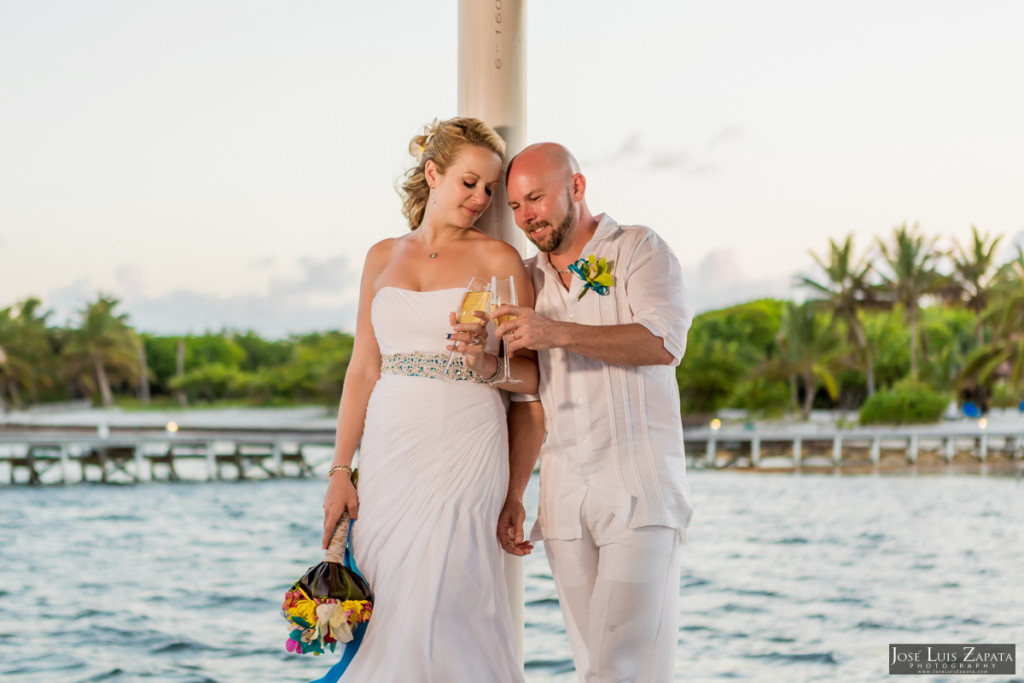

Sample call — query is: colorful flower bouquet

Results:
[282,508,373,656]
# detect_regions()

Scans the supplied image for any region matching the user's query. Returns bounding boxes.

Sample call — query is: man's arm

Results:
[496,312,672,366]
[498,399,545,555]
[495,229,690,367]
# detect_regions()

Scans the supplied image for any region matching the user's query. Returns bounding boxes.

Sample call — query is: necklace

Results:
[552,262,573,275]
[419,232,458,260]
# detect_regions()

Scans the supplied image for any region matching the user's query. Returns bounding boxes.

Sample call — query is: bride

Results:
[320,117,538,682]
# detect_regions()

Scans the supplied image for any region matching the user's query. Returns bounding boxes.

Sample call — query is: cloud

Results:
[592,127,743,175]
[605,131,644,163]
[993,227,1024,263]
[706,125,745,152]
[682,248,795,313]
[644,149,695,172]
[125,289,358,338]
[46,278,96,326]
[248,256,276,269]
[272,255,354,296]
[115,266,146,295]
[44,254,359,338]
[643,154,720,175]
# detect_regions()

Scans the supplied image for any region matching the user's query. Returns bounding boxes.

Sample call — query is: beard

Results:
[527,196,575,253]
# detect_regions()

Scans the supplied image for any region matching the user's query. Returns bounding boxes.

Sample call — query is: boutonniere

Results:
[568,254,615,301]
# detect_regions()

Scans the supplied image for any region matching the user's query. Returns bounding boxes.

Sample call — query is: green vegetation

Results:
[675,298,784,415]
[1,225,1022,423]
[677,224,1023,422]
[858,380,949,425]
[0,298,354,409]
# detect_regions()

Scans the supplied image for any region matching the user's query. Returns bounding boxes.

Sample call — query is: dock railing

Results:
[685,423,1024,470]
[4,421,1023,484]
[0,429,337,485]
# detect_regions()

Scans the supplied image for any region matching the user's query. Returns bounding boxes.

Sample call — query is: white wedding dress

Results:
[343,286,524,682]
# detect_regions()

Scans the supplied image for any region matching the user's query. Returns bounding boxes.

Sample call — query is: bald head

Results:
[505,142,594,255]
[507,142,580,187]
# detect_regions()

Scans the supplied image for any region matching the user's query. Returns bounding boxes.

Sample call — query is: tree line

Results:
[0,297,353,410]
[1,223,1022,421]
[675,224,1024,421]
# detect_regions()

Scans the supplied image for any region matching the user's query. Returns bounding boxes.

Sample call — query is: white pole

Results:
[458,0,527,664]
[458,0,527,252]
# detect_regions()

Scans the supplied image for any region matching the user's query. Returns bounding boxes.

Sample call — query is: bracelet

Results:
[328,464,352,478]
[478,354,502,383]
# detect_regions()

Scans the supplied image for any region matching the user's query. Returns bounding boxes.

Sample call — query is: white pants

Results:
[544,489,682,683]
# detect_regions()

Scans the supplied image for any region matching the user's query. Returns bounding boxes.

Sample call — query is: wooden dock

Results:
[684,424,1024,472]
[0,429,336,485]
[4,422,1023,484]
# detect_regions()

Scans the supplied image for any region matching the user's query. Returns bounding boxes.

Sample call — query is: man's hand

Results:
[492,304,564,354]
[497,497,534,556]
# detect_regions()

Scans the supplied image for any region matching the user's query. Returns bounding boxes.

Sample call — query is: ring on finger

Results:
[471,334,483,346]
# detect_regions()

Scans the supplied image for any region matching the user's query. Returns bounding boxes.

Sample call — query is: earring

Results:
[430,185,437,204]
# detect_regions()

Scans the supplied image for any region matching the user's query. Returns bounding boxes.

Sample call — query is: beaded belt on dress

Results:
[380,352,489,382]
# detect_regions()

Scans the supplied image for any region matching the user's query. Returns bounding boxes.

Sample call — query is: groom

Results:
[493,143,694,682]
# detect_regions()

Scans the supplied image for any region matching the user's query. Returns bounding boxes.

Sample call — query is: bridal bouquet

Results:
[282,500,373,656]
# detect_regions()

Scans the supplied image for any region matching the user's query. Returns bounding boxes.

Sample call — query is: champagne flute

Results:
[490,275,521,384]
[442,277,492,379]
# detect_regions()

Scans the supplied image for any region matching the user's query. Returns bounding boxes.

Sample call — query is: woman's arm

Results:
[321,241,390,549]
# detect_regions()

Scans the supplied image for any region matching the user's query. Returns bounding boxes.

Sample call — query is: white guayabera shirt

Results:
[513,214,695,542]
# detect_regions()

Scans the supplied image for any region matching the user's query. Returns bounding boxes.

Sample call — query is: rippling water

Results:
[2,472,1022,682]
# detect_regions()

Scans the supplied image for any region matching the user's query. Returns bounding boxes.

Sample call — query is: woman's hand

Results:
[446,310,493,375]
[322,473,358,549]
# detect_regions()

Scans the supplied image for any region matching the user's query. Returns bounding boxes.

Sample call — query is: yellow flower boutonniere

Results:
[568,254,615,301]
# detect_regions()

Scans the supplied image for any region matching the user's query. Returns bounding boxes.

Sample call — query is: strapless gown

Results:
[342,286,524,682]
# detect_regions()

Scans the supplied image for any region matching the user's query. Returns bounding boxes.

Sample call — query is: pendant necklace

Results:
[421,231,458,260]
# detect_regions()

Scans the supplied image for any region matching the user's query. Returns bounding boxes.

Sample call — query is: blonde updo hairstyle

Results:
[401,117,506,230]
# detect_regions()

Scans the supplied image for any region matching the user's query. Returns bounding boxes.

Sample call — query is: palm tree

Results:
[63,295,140,406]
[137,336,151,406]
[767,302,844,418]
[876,223,947,382]
[0,300,53,409]
[0,344,8,411]
[962,246,1024,391]
[798,234,882,396]
[0,298,56,407]
[949,226,1003,345]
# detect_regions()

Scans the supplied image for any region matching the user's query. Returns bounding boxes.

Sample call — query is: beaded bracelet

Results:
[328,464,353,478]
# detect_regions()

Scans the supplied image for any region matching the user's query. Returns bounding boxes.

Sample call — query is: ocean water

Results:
[1,471,1022,683]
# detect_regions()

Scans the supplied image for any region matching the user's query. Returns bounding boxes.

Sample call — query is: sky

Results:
[2,1,1023,338]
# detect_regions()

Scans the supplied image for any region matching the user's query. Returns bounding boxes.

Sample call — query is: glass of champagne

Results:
[443,277,492,379]
[490,275,521,384]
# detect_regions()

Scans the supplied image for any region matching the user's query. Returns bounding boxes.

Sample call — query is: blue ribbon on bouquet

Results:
[310,521,369,683]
